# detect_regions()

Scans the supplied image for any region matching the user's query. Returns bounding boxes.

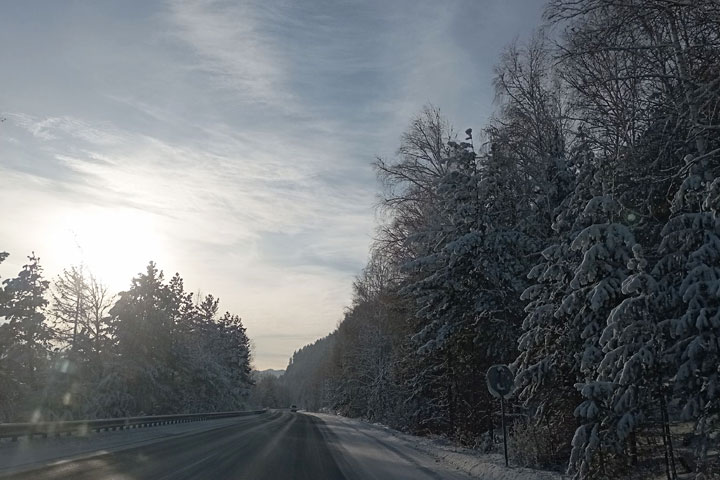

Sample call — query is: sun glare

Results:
[50,206,166,290]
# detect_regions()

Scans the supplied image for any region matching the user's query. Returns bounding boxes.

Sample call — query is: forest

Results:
[0,256,253,422]
[280,0,720,478]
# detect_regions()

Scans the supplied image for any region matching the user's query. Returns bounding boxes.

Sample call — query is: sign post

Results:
[486,364,514,467]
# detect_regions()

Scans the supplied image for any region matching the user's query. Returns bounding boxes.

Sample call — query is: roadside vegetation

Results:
[0,257,253,421]
[282,1,720,478]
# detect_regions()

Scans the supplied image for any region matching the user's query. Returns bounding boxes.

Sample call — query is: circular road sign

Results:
[486,364,514,399]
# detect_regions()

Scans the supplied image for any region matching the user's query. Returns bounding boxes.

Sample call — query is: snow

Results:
[312,413,565,480]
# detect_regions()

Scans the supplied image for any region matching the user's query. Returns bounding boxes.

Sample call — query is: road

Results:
[0,411,470,480]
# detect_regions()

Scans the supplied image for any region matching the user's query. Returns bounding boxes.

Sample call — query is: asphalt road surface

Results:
[0,411,468,480]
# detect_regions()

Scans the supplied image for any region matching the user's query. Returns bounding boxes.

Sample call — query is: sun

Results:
[50,206,167,290]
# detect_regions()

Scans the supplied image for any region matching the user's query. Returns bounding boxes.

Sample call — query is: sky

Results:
[0,0,545,369]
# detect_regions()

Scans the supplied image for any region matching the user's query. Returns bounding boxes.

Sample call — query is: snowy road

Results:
[0,411,471,479]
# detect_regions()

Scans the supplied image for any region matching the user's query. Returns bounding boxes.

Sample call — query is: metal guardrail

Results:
[0,409,267,441]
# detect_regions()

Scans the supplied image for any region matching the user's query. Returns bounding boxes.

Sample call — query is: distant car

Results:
[290,405,298,412]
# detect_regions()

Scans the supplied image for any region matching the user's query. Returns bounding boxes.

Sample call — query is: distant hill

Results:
[254,368,284,379]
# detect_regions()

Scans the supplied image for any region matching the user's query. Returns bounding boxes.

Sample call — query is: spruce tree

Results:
[107,262,173,415]
[1,253,52,420]
[658,154,720,476]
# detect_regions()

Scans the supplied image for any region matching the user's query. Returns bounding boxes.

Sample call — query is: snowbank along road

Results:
[0,411,471,480]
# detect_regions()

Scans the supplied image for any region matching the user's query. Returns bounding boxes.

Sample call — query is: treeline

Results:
[0,253,253,422]
[283,335,335,411]
[284,0,720,478]
[248,370,290,409]
[249,337,336,410]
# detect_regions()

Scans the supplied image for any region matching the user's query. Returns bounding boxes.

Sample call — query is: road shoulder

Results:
[309,413,565,480]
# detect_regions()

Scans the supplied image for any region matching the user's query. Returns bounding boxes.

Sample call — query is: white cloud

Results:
[9,113,123,145]
[1,110,373,368]
[166,0,295,109]
[0,0,545,368]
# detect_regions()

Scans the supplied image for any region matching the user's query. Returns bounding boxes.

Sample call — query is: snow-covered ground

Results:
[312,413,566,480]
[0,414,265,476]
